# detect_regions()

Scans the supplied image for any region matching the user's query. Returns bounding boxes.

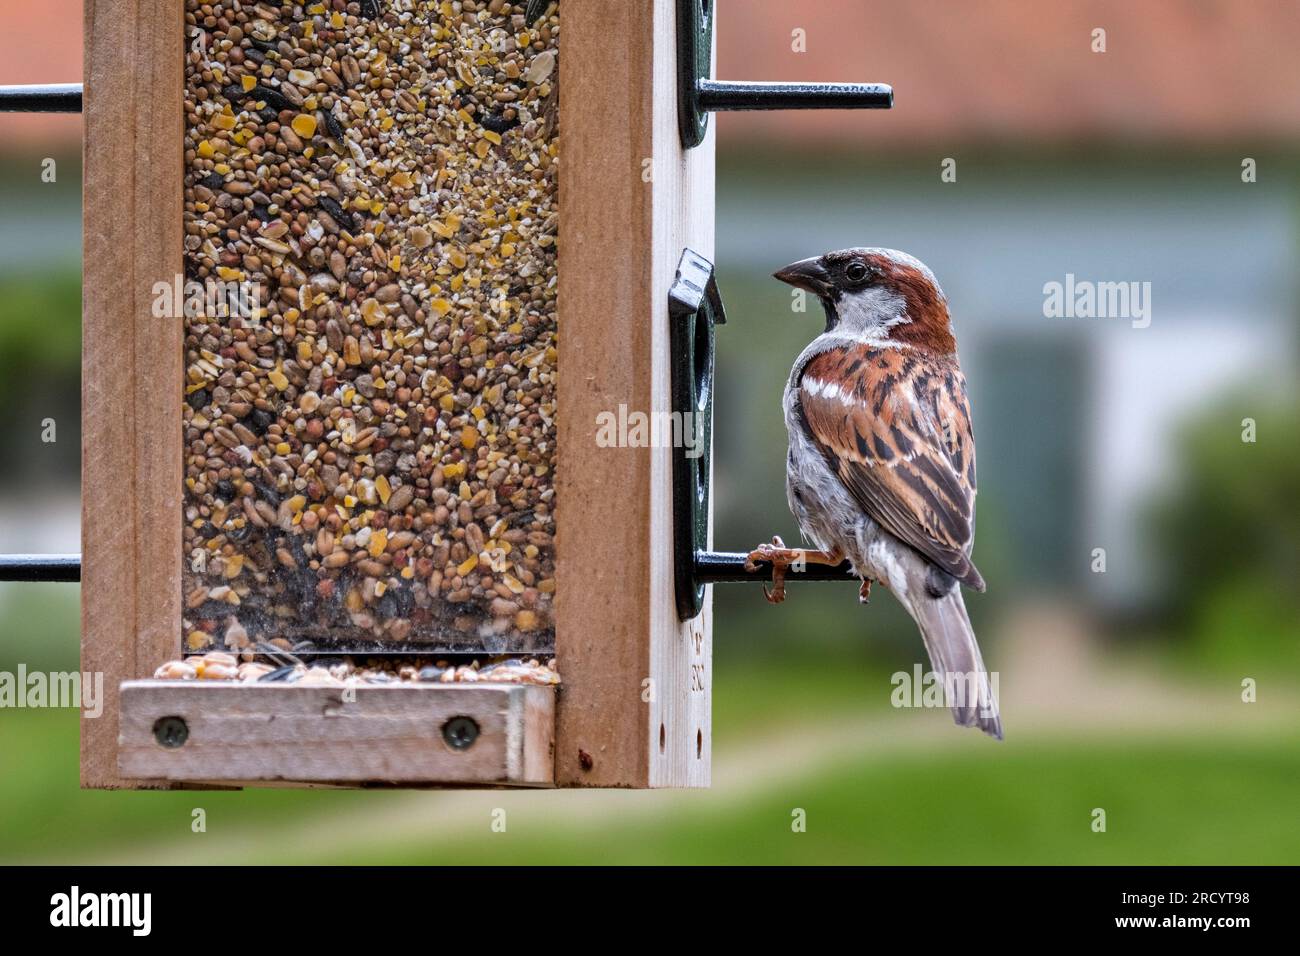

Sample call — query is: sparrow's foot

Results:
[743,537,844,605]
[744,536,791,603]
[859,578,873,604]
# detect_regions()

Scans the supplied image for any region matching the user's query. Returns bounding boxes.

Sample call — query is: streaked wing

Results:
[797,345,985,591]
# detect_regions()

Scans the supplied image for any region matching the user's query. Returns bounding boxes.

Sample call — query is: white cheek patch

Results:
[837,288,910,338]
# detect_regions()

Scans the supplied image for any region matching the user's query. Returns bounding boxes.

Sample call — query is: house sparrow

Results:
[748,248,1002,738]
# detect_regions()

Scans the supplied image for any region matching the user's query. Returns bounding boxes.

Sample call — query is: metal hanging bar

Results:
[0,84,84,113]
[0,555,82,582]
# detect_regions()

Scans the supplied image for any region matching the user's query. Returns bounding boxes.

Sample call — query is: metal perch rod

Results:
[0,555,82,582]
[697,80,893,112]
[694,551,855,585]
[0,84,83,113]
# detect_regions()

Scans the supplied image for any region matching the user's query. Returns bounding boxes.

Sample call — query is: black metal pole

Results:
[696,80,892,113]
[0,555,82,582]
[0,84,83,113]
[694,550,856,585]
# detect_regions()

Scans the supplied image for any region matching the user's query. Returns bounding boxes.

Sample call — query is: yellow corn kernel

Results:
[360,298,385,326]
[291,114,318,138]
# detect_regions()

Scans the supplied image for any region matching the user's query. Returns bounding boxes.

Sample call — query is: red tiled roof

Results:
[4,1,1298,150]
[715,0,1300,146]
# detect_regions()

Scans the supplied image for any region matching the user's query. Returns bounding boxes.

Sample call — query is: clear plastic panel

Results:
[180,1,558,654]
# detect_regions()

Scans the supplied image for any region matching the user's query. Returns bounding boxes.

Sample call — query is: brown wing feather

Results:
[799,345,985,591]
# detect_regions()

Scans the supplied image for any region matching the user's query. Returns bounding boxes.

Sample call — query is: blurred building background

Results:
[0,1,1296,865]
[713,0,1299,611]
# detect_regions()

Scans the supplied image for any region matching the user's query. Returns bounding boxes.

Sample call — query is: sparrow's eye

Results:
[845,261,869,284]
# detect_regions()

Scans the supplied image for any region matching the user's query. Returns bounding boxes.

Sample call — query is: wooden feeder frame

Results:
[79,0,714,790]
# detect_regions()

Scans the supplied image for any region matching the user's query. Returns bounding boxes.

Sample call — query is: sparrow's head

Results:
[774,248,956,354]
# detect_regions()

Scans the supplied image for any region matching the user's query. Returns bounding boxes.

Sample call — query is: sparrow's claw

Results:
[761,578,786,604]
[745,536,800,604]
[859,578,872,604]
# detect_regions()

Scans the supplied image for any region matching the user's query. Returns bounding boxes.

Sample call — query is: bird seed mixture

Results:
[181,1,558,655]
[155,649,561,686]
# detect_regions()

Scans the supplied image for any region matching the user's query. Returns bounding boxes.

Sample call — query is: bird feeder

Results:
[63,0,889,790]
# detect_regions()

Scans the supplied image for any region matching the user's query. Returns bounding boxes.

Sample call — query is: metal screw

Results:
[153,716,189,749]
[442,716,480,751]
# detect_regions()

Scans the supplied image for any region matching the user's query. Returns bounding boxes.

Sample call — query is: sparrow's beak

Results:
[773,257,832,298]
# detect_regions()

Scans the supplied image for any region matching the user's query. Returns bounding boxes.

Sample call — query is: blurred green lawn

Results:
[3,585,1298,865]
[352,739,1300,866]
[5,701,1298,864]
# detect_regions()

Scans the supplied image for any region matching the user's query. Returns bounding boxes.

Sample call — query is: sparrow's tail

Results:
[903,586,1003,739]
